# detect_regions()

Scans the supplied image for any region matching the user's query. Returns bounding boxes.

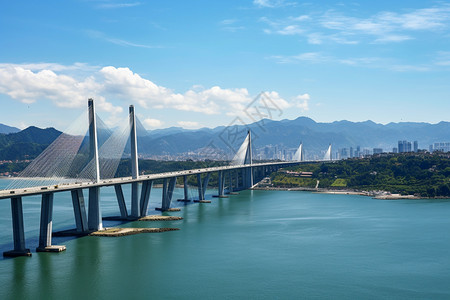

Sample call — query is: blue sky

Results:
[1,0,450,131]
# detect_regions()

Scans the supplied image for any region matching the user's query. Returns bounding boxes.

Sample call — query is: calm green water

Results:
[1,179,450,299]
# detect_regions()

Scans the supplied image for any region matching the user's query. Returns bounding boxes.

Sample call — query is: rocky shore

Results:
[138,215,183,221]
[89,227,179,237]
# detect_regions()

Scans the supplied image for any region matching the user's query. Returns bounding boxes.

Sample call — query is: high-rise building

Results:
[373,148,383,154]
[350,147,354,158]
[398,140,412,153]
[413,141,418,152]
[433,142,450,152]
[393,147,398,153]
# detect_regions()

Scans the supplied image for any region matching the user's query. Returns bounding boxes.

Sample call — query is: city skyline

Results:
[1,0,450,130]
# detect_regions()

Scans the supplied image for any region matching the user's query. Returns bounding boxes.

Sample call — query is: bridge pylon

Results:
[129,105,140,218]
[87,99,103,231]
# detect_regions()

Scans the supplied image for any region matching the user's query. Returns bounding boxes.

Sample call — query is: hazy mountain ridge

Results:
[0,118,448,160]
[0,123,20,134]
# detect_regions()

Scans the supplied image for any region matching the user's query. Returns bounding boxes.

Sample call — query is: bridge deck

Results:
[0,161,301,200]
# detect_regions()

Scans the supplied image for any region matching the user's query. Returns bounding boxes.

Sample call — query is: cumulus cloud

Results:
[0,64,121,114]
[143,118,163,128]
[294,93,310,111]
[0,63,311,123]
[177,121,200,129]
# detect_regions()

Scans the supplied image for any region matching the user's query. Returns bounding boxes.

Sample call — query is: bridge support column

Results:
[157,177,176,211]
[71,190,88,233]
[130,182,140,218]
[227,171,233,193]
[218,171,224,196]
[140,180,153,216]
[183,175,189,200]
[3,197,31,257]
[215,170,227,198]
[88,187,102,231]
[114,185,128,219]
[196,173,210,200]
[37,193,66,252]
[177,175,190,202]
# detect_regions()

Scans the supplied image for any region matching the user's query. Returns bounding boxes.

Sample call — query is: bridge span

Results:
[1,160,302,257]
[0,99,326,257]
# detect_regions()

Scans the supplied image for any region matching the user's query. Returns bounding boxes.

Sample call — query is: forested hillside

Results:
[272,153,450,197]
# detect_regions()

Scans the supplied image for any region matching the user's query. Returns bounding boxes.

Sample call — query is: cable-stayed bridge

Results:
[0,99,333,257]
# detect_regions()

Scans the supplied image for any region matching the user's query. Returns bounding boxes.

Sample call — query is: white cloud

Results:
[219,19,245,32]
[270,52,331,64]
[177,121,200,129]
[277,25,304,35]
[0,64,122,114]
[220,19,237,25]
[143,118,163,128]
[254,0,288,8]
[435,51,450,66]
[86,30,161,49]
[261,4,450,44]
[0,63,313,123]
[294,94,310,111]
[97,2,142,9]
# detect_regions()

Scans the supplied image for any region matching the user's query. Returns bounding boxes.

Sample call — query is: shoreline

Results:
[252,186,450,200]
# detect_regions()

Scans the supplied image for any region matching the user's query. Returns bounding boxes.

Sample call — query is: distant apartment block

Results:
[430,142,450,152]
[373,148,383,154]
[398,140,418,153]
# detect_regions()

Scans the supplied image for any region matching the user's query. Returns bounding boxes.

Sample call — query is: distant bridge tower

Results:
[324,144,332,161]
[230,130,253,188]
[293,142,304,162]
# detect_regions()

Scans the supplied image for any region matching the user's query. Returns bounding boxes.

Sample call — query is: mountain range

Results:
[0,118,449,161]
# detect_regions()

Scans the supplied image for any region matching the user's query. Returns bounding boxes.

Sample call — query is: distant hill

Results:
[0,126,61,160]
[0,123,20,134]
[136,117,450,159]
[0,118,449,161]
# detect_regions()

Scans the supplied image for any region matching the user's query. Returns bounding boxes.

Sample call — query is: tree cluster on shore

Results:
[271,153,450,198]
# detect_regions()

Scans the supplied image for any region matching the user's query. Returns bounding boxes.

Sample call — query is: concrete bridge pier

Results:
[3,197,31,257]
[113,185,129,219]
[157,177,177,211]
[71,189,89,233]
[88,187,102,231]
[183,175,189,200]
[37,193,66,252]
[215,170,227,198]
[140,180,153,216]
[227,171,233,193]
[177,175,190,202]
[130,182,140,218]
[196,173,211,201]
[235,170,240,190]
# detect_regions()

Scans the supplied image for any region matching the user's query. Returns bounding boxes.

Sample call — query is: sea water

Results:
[1,178,450,299]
